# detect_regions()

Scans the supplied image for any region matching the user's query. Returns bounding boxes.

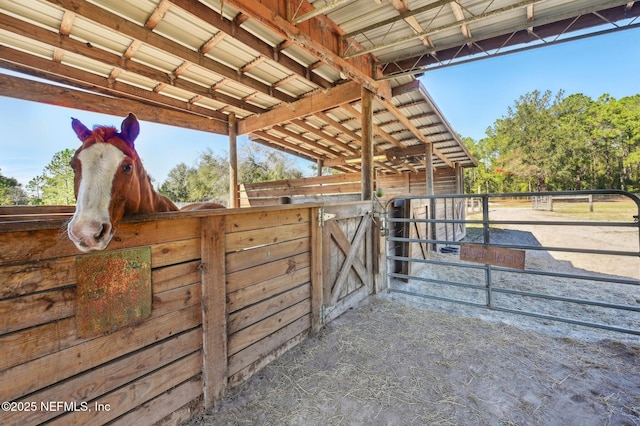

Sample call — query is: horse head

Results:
[67,113,177,252]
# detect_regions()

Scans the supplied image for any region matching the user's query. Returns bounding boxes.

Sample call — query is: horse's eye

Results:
[122,164,133,173]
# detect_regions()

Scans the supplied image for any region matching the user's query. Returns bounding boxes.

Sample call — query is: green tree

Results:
[0,168,27,205]
[26,175,46,205]
[160,143,304,204]
[42,149,75,205]
[488,90,562,191]
[550,93,595,190]
[187,149,228,203]
[476,90,640,192]
[239,144,303,183]
[159,163,192,202]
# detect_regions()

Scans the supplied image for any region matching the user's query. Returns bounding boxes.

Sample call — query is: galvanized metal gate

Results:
[384,190,640,336]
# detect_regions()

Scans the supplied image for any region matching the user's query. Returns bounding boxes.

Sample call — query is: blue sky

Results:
[1,26,639,189]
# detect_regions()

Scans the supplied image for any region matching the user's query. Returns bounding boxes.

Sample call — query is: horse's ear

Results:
[121,113,140,146]
[71,118,92,142]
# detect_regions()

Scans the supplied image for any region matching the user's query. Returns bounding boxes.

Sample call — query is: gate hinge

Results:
[320,305,335,323]
[318,207,336,227]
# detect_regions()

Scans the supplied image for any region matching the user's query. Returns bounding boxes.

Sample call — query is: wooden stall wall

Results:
[0,213,206,425]
[239,173,363,206]
[239,168,461,207]
[224,207,316,387]
[2,203,371,424]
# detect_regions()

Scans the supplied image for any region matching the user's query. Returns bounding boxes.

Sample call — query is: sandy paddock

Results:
[186,296,639,425]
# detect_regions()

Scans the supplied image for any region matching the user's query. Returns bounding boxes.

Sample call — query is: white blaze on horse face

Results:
[68,143,126,252]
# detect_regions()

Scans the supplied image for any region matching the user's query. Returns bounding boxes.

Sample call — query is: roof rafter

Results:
[238,80,362,134]
[222,0,391,99]
[378,98,453,168]
[170,0,334,90]
[49,0,296,103]
[0,12,264,116]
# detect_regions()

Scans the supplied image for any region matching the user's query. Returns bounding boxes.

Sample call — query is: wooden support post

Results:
[425,143,436,252]
[361,87,374,200]
[317,159,323,177]
[201,215,227,407]
[310,207,323,332]
[425,142,434,196]
[228,113,239,208]
[455,162,463,194]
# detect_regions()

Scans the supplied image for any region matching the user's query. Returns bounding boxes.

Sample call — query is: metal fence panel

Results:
[384,190,640,336]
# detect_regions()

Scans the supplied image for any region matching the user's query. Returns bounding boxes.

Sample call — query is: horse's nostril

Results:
[94,223,110,241]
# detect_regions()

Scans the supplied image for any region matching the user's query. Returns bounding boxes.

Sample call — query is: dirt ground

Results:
[185,205,640,426]
[186,296,640,426]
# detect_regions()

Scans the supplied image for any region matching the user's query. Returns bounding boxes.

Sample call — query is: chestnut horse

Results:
[67,113,223,252]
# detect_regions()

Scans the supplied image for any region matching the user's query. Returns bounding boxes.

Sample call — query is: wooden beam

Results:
[341,103,404,148]
[0,73,228,134]
[425,142,434,196]
[377,98,453,167]
[50,0,297,104]
[249,131,321,161]
[200,215,227,407]
[269,124,341,158]
[291,118,358,156]
[229,113,239,208]
[238,80,362,134]
[361,87,374,200]
[170,0,333,89]
[223,0,391,100]
[0,13,265,115]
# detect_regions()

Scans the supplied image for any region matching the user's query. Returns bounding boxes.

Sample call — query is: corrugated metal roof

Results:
[0,0,637,173]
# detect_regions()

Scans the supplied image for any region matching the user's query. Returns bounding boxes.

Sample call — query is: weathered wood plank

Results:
[226,237,309,274]
[151,238,201,268]
[228,315,310,381]
[329,214,371,305]
[116,376,203,426]
[0,218,201,265]
[0,281,201,372]
[310,207,323,332]
[226,266,311,314]
[225,222,310,252]
[201,215,228,407]
[0,205,75,215]
[227,299,311,356]
[228,284,310,334]
[323,202,371,220]
[0,239,199,302]
[152,283,202,317]
[323,285,369,324]
[0,304,201,402]
[224,208,308,234]
[244,182,361,198]
[241,172,362,190]
[152,260,201,293]
[226,252,310,293]
[48,352,202,425]
[0,256,75,299]
[6,329,201,425]
[0,287,75,335]
[0,318,76,372]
